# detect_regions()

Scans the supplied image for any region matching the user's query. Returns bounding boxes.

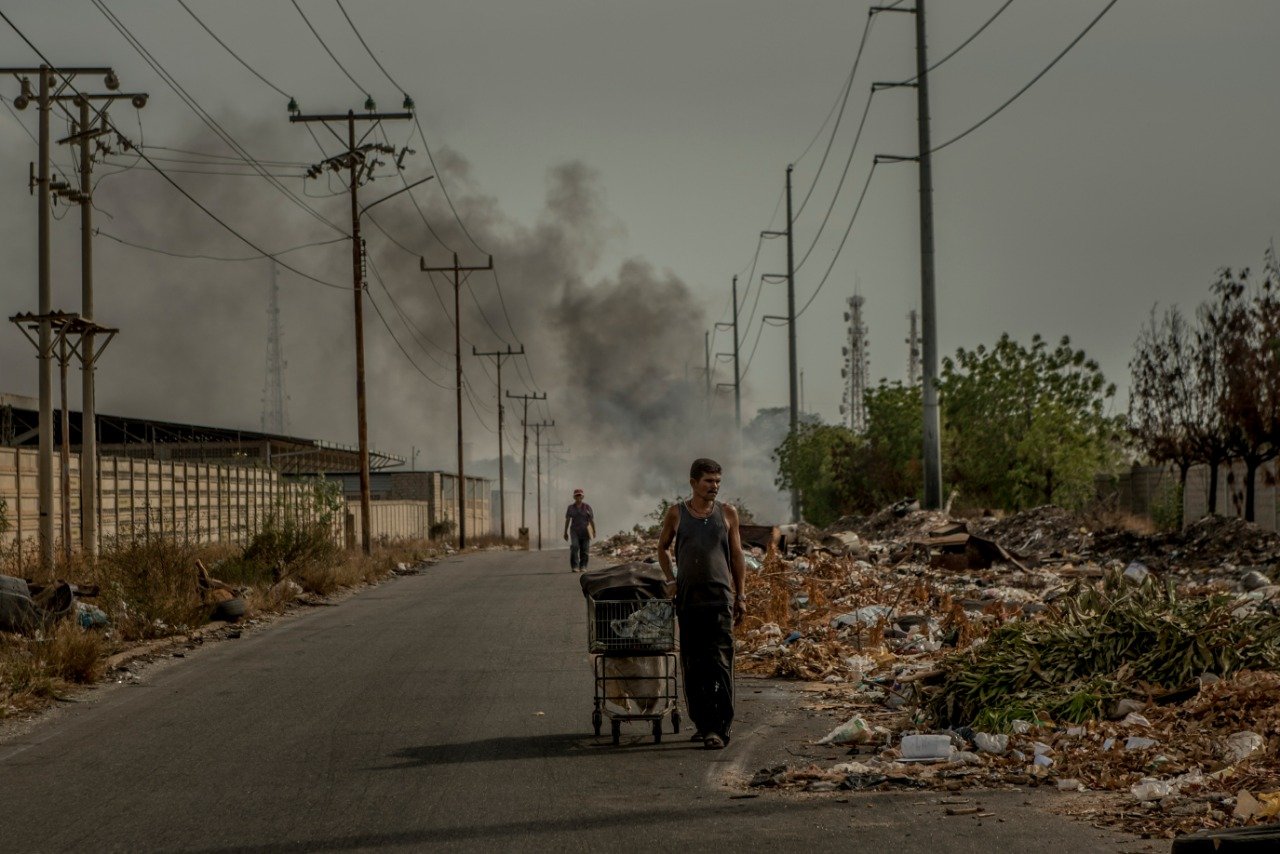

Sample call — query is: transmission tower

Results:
[261,261,288,434]
[906,309,921,386]
[840,294,869,433]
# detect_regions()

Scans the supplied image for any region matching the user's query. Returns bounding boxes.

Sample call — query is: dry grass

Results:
[0,526,449,719]
[1,622,107,716]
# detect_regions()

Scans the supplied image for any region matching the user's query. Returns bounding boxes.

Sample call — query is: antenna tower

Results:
[261,261,288,434]
[841,294,869,433]
[906,309,921,386]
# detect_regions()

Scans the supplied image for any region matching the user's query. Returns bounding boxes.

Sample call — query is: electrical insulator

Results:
[364,95,376,112]
[402,93,414,111]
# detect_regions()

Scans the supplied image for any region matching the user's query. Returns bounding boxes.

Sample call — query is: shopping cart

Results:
[587,596,681,745]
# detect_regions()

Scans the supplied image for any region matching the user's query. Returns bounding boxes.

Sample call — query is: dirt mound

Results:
[1171,514,1280,567]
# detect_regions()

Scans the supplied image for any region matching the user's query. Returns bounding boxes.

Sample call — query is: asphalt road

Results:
[0,548,1160,853]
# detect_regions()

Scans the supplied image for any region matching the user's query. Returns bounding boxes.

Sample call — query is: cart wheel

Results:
[671,711,681,734]
[592,710,602,737]
[611,719,621,746]
[652,719,663,744]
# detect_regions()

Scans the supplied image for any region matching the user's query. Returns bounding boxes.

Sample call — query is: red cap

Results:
[573,488,584,496]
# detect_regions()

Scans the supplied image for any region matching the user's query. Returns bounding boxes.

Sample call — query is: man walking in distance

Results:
[657,458,746,750]
[564,488,596,572]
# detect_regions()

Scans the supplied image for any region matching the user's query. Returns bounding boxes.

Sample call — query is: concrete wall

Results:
[1184,460,1280,532]
[0,447,338,557]
[359,500,432,542]
[1096,464,1181,520]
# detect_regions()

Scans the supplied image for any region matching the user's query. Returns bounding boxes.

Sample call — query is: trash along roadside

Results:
[607,504,1280,842]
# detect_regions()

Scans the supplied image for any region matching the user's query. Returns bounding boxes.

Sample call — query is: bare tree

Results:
[1129,306,1198,522]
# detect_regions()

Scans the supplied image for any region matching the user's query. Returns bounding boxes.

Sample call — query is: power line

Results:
[793,90,875,273]
[335,0,407,93]
[0,7,351,294]
[795,163,880,318]
[291,0,368,98]
[901,0,1016,86]
[177,0,292,99]
[792,11,876,219]
[90,0,349,237]
[96,229,347,262]
[928,0,1118,156]
[365,287,456,389]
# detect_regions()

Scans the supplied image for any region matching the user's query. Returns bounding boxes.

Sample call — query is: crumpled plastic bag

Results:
[817,714,871,745]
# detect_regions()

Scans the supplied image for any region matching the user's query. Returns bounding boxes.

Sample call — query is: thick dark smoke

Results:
[0,117,785,530]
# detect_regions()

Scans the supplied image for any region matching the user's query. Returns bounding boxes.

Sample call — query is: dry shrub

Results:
[0,621,106,715]
[37,620,105,683]
[90,536,209,640]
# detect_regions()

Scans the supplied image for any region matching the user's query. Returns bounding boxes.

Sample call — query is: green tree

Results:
[940,333,1120,510]
[773,422,862,527]
[862,380,924,505]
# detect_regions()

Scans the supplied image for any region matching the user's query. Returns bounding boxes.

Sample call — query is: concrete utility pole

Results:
[528,420,554,551]
[474,344,523,539]
[871,0,942,509]
[507,391,545,545]
[913,0,942,510]
[291,102,413,554]
[420,253,494,549]
[713,275,742,433]
[4,64,139,568]
[762,165,799,523]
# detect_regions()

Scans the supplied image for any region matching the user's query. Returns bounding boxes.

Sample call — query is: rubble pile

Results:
[731,504,1280,840]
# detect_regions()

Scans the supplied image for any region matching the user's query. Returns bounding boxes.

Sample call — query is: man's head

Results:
[689,458,722,501]
[573,488,584,504]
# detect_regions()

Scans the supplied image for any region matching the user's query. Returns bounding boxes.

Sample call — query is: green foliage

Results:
[0,497,7,535]
[1150,479,1185,533]
[773,423,863,528]
[218,516,338,586]
[940,333,1122,511]
[927,576,1280,729]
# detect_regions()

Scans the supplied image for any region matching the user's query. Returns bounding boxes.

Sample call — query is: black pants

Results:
[569,533,591,569]
[678,604,735,739]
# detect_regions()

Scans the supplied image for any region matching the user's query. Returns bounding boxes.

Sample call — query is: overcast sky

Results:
[1,1,1278,526]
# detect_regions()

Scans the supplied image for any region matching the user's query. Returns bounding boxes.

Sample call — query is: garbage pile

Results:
[735,504,1280,840]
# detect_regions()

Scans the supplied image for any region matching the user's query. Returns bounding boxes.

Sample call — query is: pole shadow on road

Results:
[377,732,698,768]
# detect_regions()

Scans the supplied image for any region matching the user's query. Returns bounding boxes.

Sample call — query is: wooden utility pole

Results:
[528,420,554,551]
[291,104,412,554]
[3,65,138,568]
[473,344,523,539]
[420,253,494,549]
[507,391,546,545]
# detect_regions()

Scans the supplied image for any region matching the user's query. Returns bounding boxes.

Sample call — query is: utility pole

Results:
[762,165,799,522]
[5,65,139,568]
[261,261,287,434]
[713,275,741,434]
[420,253,494,549]
[473,344,523,539]
[506,391,545,545]
[528,420,554,551]
[872,0,942,509]
[291,100,413,554]
[703,330,712,404]
[544,441,565,546]
[913,0,942,510]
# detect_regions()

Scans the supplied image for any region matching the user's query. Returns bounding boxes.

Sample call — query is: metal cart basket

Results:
[587,597,680,745]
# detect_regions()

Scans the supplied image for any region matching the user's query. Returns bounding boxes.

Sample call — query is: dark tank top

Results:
[674,501,733,608]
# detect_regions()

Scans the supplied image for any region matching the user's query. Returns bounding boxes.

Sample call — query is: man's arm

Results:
[563,507,570,541]
[588,507,596,540]
[723,504,747,626]
[656,504,680,592]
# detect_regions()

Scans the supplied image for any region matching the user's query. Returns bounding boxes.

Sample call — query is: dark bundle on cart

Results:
[580,562,681,744]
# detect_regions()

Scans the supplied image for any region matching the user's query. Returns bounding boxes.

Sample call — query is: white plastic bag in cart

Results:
[603,656,664,715]
[609,601,673,643]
